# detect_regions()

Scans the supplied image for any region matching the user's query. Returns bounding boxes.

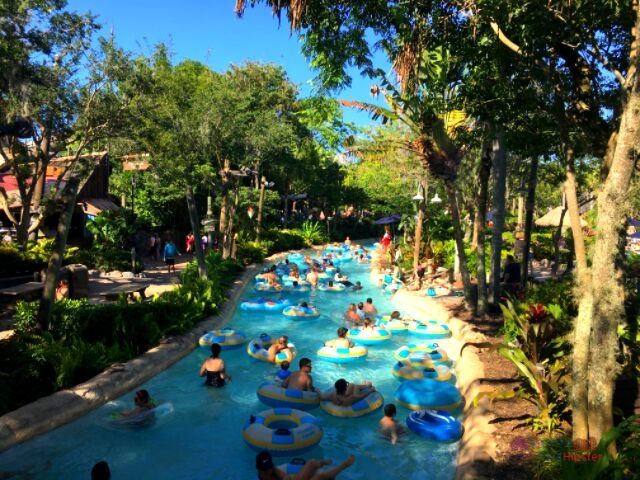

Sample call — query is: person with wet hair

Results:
[324,327,354,349]
[256,450,355,480]
[322,378,375,407]
[199,343,229,387]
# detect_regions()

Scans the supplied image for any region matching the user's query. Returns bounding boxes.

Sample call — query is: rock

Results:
[122,271,135,279]
[106,270,122,278]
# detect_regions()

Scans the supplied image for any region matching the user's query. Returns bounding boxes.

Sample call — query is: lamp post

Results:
[412,179,426,279]
[256,176,274,242]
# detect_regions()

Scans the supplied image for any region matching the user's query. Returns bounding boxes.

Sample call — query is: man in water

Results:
[281,357,320,392]
[363,298,378,316]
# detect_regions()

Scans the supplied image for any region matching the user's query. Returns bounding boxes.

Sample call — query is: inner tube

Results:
[109,402,173,428]
[276,458,307,476]
[317,283,347,292]
[392,361,453,382]
[242,408,323,455]
[347,327,392,345]
[406,410,463,442]
[282,306,321,318]
[247,334,297,365]
[281,275,307,283]
[378,316,409,333]
[320,390,384,417]
[256,382,321,410]
[241,298,291,312]
[282,285,311,294]
[199,328,247,349]
[254,283,285,293]
[395,379,462,411]
[394,343,451,366]
[316,345,368,364]
[408,320,452,339]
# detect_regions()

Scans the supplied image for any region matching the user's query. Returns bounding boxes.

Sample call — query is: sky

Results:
[67,0,389,128]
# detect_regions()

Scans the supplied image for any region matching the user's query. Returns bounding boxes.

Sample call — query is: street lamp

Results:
[430,193,442,204]
[256,176,274,242]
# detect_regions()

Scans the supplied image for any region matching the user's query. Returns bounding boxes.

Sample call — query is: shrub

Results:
[298,221,327,245]
[236,241,267,265]
[262,229,307,254]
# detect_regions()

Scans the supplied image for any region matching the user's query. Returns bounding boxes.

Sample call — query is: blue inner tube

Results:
[406,410,463,442]
[395,379,462,411]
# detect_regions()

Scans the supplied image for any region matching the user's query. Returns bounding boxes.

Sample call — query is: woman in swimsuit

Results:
[199,343,229,387]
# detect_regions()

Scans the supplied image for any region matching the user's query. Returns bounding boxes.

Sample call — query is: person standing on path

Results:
[185,233,195,254]
[201,234,208,253]
[163,239,179,273]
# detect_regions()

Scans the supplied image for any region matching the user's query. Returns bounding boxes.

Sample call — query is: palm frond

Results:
[339,99,399,124]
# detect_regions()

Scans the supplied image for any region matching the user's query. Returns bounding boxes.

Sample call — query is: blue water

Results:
[0,249,459,479]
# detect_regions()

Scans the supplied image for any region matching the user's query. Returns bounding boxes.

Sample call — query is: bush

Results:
[298,221,328,245]
[262,229,307,254]
[236,241,267,265]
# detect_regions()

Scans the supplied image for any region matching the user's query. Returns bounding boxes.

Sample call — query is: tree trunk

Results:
[564,164,588,271]
[476,148,492,316]
[16,203,31,245]
[37,177,80,330]
[489,132,508,305]
[587,67,640,446]
[257,177,266,242]
[445,180,474,309]
[556,91,588,273]
[283,182,290,228]
[552,205,568,276]
[413,178,426,280]
[218,159,231,251]
[573,3,640,448]
[520,156,539,293]
[229,183,240,259]
[185,185,208,280]
[472,209,481,249]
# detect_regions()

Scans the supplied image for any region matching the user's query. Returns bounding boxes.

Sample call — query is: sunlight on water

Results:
[0,247,459,480]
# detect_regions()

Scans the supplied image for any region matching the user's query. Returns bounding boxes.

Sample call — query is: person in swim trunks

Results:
[199,343,229,387]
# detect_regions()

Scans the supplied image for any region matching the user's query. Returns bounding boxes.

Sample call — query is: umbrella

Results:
[374,214,402,225]
[535,206,587,228]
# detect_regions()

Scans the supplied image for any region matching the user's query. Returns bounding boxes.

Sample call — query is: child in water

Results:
[276,360,291,383]
[379,404,405,445]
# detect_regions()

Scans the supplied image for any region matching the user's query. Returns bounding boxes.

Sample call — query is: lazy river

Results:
[0,247,460,479]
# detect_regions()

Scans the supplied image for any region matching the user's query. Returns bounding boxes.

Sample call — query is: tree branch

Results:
[489,22,524,56]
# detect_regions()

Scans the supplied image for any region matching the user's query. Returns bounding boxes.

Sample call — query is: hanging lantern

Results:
[247,206,255,219]
[319,211,326,221]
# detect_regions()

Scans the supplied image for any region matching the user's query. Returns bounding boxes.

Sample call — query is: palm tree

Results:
[339,47,474,306]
